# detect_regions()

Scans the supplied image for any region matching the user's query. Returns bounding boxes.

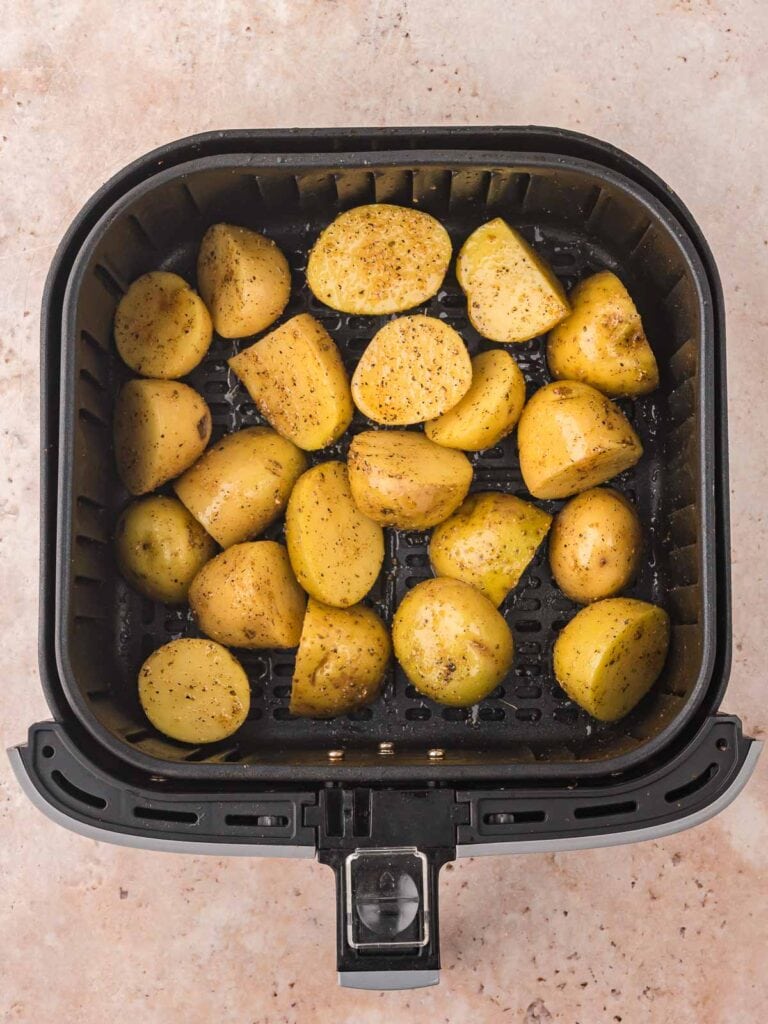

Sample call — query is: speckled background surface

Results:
[1,2,766,1022]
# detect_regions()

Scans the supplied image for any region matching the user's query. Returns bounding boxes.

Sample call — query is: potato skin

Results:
[290,599,390,717]
[351,315,472,426]
[306,203,451,315]
[392,578,514,706]
[139,638,250,743]
[174,426,307,548]
[189,541,306,649]
[429,492,552,606]
[553,598,670,721]
[348,430,473,529]
[425,349,526,450]
[285,462,384,607]
[517,381,642,499]
[547,271,659,397]
[228,313,353,450]
[116,495,216,604]
[549,488,642,604]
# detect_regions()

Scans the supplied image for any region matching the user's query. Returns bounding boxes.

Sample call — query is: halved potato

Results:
[114,271,212,378]
[290,599,390,717]
[174,426,307,548]
[197,223,290,338]
[553,598,670,721]
[114,379,211,495]
[189,541,306,649]
[228,313,352,449]
[351,315,472,425]
[285,461,384,607]
[517,381,642,499]
[348,430,473,529]
[457,218,570,343]
[306,203,451,314]
[425,349,526,450]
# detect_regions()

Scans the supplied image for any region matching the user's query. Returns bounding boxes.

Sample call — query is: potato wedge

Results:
[114,271,212,378]
[457,218,570,343]
[197,223,290,338]
[174,426,307,548]
[517,381,642,499]
[348,430,473,529]
[392,578,514,707]
[285,461,384,607]
[306,203,451,314]
[351,315,471,425]
[553,598,670,721]
[228,313,352,449]
[189,541,306,649]
[425,349,526,450]
[290,599,390,717]
[114,379,211,495]
[429,492,552,606]
[139,638,250,744]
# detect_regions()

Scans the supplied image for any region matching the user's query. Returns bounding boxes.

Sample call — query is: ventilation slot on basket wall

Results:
[665,763,719,803]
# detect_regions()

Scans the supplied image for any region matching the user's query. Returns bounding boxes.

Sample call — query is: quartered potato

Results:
[457,218,570,343]
[228,313,352,450]
[197,223,290,338]
[553,598,670,721]
[285,461,384,607]
[547,271,659,397]
[425,349,526,450]
[139,638,250,744]
[174,426,307,548]
[114,379,211,495]
[429,492,552,606]
[116,495,216,604]
[351,315,472,425]
[348,430,473,529]
[517,381,643,499]
[290,599,390,718]
[189,541,306,649]
[306,203,452,314]
[114,271,212,378]
[392,578,514,707]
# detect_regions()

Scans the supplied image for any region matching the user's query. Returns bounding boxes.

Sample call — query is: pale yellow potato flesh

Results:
[228,313,353,450]
[517,381,642,499]
[197,223,290,338]
[553,598,670,721]
[429,492,552,606]
[174,426,307,548]
[425,349,526,450]
[114,379,211,495]
[290,599,391,718]
[285,461,384,607]
[351,315,472,425]
[306,203,452,314]
[139,638,250,744]
[457,218,570,343]
[547,271,659,397]
[189,541,306,649]
[348,430,473,529]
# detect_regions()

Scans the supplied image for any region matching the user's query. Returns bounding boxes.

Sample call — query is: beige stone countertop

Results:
[1,2,766,1022]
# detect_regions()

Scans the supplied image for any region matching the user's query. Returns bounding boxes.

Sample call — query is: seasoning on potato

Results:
[228,313,353,450]
[457,218,570,343]
[139,638,250,744]
[348,430,473,530]
[290,599,390,718]
[553,597,670,721]
[306,203,452,315]
[351,315,472,425]
[517,381,643,499]
[114,379,211,495]
[429,492,552,606]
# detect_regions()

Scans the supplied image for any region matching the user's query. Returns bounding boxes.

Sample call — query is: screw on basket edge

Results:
[327,749,345,762]
[378,741,395,756]
[427,748,445,760]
